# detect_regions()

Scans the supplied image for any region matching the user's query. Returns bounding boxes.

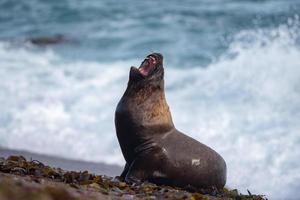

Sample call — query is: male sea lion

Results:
[115,53,226,189]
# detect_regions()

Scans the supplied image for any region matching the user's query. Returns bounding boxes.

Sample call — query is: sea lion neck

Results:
[118,78,174,132]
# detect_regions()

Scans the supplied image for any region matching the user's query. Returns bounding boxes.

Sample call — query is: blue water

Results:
[1,0,300,199]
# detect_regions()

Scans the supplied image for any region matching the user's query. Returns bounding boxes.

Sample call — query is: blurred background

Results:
[0,0,300,199]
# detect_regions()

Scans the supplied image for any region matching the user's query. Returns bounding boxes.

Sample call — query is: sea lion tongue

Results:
[138,56,156,76]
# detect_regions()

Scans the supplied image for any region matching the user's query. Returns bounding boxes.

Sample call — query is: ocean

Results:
[0,0,300,199]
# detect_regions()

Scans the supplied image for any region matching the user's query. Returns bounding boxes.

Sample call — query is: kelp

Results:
[0,155,265,200]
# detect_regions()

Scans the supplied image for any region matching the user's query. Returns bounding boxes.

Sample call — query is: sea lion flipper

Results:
[125,173,143,184]
[120,163,130,179]
[125,157,149,183]
[125,146,167,183]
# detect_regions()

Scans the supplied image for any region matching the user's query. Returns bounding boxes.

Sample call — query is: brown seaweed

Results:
[0,155,265,200]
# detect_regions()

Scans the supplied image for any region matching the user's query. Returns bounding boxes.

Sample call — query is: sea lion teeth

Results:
[115,52,226,189]
[149,56,156,64]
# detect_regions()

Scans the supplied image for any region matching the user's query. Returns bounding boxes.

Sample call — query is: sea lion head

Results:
[120,52,172,131]
[128,53,164,87]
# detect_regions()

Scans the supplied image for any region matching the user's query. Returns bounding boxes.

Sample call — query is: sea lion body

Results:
[115,53,226,189]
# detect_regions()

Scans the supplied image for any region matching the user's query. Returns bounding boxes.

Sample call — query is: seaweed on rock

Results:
[0,155,265,200]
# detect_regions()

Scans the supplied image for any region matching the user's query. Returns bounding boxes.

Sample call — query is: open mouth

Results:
[130,53,163,80]
[138,55,157,76]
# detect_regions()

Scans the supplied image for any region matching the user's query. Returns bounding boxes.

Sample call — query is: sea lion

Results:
[115,53,226,189]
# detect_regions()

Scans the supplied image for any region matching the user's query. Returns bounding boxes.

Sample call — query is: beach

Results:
[0,147,122,177]
[0,154,265,200]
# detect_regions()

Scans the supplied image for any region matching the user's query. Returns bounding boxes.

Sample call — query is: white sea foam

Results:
[0,23,300,199]
[166,23,300,199]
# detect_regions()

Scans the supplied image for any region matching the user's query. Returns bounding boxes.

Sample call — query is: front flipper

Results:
[124,145,169,184]
[120,163,130,179]
[124,156,150,184]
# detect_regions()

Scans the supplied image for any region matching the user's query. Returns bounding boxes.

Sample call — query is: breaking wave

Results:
[0,21,300,199]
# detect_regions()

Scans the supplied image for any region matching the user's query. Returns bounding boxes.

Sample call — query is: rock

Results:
[26,34,70,46]
[0,155,266,200]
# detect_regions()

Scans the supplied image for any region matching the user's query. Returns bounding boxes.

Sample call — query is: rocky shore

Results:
[0,155,265,200]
